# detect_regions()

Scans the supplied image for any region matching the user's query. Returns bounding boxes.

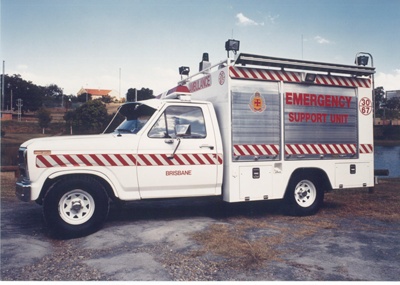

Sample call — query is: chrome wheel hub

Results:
[58,189,95,225]
[294,180,317,208]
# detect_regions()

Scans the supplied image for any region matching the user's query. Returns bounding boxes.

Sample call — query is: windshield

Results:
[115,115,152,134]
[113,103,156,134]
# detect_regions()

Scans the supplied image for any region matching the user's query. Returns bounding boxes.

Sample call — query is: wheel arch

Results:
[285,167,332,198]
[37,172,119,205]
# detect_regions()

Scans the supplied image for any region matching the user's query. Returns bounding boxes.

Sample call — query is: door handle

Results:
[164,139,174,144]
[200,145,214,150]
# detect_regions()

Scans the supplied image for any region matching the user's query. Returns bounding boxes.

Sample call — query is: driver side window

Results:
[148,106,206,139]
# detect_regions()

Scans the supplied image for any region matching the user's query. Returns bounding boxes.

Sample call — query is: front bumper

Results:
[16,176,31,202]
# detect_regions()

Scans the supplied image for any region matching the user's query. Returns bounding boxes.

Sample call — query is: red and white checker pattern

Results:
[285,144,357,155]
[36,153,223,168]
[233,144,280,156]
[229,66,371,88]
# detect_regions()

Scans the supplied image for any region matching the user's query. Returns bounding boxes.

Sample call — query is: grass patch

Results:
[191,222,284,268]
[191,216,340,269]
[323,179,400,222]
[1,172,18,201]
[191,179,400,269]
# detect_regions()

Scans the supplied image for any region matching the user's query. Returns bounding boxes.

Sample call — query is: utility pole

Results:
[119,68,121,101]
[61,88,64,108]
[1,61,5,111]
[16,99,23,121]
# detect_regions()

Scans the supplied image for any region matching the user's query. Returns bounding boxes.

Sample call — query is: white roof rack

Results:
[235,53,375,76]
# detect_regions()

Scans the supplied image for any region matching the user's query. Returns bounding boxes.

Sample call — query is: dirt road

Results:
[1,172,399,281]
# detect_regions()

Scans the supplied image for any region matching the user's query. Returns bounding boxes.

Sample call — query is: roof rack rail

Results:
[235,53,375,77]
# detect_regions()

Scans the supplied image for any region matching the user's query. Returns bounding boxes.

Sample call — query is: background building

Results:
[386,90,400,100]
[77,88,120,100]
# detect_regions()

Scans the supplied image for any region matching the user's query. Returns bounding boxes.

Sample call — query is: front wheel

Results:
[43,176,110,238]
[284,175,324,216]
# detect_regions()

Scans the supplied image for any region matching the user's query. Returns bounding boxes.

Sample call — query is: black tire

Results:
[284,174,324,216]
[43,176,110,238]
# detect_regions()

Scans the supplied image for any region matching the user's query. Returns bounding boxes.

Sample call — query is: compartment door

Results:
[239,166,273,200]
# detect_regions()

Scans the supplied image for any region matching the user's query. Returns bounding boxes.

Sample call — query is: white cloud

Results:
[236,13,264,26]
[16,64,29,71]
[375,69,400,91]
[314,35,331,44]
[267,14,279,24]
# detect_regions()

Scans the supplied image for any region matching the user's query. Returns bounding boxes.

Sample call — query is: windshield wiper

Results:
[116,128,133,133]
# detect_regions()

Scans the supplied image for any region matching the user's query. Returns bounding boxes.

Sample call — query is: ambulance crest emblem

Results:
[249,92,266,113]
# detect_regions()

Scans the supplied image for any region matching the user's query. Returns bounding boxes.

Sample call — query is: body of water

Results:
[374,145,400,178]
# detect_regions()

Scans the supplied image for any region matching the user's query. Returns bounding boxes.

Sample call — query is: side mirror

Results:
[175,124,191,138]
[169,124,191,159]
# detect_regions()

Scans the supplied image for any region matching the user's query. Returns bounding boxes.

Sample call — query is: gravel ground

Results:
[1,172,400,281]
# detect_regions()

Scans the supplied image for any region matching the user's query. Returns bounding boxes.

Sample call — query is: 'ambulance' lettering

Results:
[188,74,212,92]
[286,92,352,108]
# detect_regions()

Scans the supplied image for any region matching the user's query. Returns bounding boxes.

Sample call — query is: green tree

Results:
[374,87,386,118]
[42,84,64,107]
[2,74,43,112]
[384,97,400,120]
[126,88,154,102]
[374,87,385,108]
[64,100,109,134]
[101,95,112,103]
[43,84,63,98]
[37,107,52,134]
[77,92,91,102]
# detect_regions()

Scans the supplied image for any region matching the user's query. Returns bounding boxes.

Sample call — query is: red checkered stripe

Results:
[359,144,373,154]
[36,153,223,168]
[229,66,371,88]
[233,144,280,156]
[285,144,357,155]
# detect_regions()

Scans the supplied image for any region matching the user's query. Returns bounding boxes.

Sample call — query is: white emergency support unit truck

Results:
[16,43,375,237]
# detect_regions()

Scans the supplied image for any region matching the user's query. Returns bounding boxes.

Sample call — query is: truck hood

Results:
[21,133,139,153]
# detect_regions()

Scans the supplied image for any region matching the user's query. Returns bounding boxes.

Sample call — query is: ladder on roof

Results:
[234,53,375,77]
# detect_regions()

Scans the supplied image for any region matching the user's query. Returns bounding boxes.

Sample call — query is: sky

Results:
[1,0,400,97]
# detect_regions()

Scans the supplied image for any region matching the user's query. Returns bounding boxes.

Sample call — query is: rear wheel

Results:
[284,174,324,216]
[43,176,110,238]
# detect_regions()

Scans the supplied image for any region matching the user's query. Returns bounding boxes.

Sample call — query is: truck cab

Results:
[16,92,223,237]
